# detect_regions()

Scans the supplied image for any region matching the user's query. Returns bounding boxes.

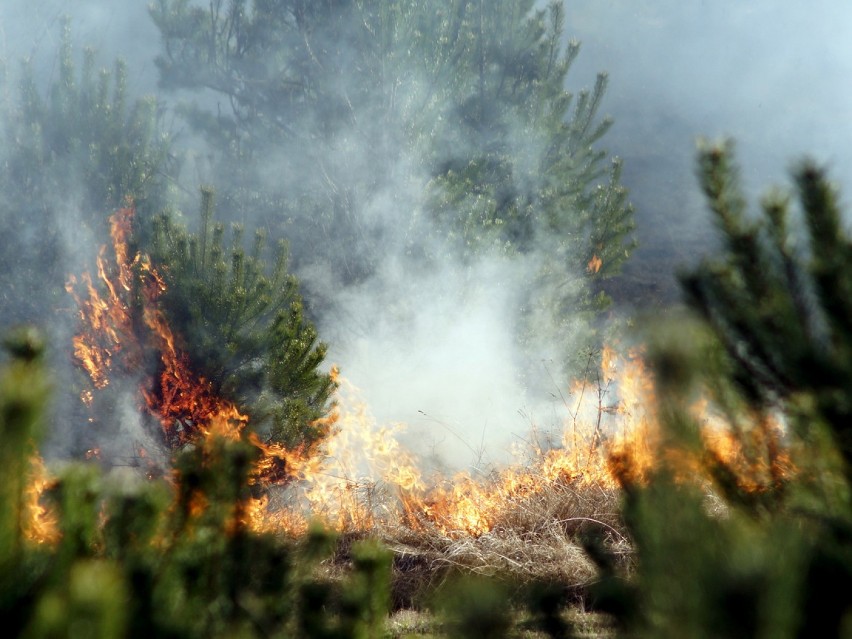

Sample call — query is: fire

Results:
[141,302,249,448]
[263,381,426,534]
[23,454,59,545]
[264,345,793,539]
[261,348,658,538]
[698,405,793,495]
[65,209,140,391]
[66,206,290,486]
[62,206,794,543]
[587,254,603,274]
[402,346,657,537]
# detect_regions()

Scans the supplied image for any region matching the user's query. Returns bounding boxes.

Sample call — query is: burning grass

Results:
[56,206,801,621]
[242,367,639,612]
[379,479,624,609]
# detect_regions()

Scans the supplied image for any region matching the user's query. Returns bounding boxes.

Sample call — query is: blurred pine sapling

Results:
[587,141,852,638]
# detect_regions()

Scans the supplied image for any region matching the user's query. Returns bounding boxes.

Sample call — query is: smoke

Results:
[0,0,159,94]
[320,247,552,469]
[284,93,573,469]
[563,0,852,302]
[4,1,851,469]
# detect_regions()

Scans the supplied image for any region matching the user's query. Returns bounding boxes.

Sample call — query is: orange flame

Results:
[65,208,141,392]
[261,345,792,539]
[23,454,59,545]
[67,206,304,493]
[587,254,603,274]
[253,348,655,538]
[66,208,794,542]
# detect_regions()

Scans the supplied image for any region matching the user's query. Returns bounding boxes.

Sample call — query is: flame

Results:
[699,407,793,494]
[587,254,603,274]
[256,348,657,538]
[67,207,244,441]
[23,454,59,545]
[262,381,426,534]
[65,208,141,392]
[262,345,793,539]
[141,302,249,448]
[67,206,305,490]
[65,207,794,543]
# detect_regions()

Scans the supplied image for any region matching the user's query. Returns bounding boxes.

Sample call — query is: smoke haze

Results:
[563,0,852,302]
[3,1,851,467]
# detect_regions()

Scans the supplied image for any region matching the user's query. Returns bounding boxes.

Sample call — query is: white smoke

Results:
[7,0,852,471]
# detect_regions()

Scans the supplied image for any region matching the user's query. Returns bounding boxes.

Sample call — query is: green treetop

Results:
[149,0,635,370]
[0,20,174,328]
[149,188,337,450]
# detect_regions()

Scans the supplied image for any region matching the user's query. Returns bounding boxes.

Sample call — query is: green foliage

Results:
[432,574,514,639]
[1,19,172,218]
[0,328,50,566]
[149,188,337,449]
[341,540,393,639]
[0,20,174,327]
[586,143,852,637]
[148,0,635,368]
[430,573,589,639]
[297,532,393,639]
[0,329,391,639]
[24,559,130,639]
[686,141,852,481]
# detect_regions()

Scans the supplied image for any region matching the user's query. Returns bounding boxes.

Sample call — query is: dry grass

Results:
[296,472,631,613]
[390,478,624,576]
[385,607,617,638]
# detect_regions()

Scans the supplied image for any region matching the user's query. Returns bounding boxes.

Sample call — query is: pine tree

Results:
[685,141,852,480]
[150,187,337,449]
[0,20,174,328]
[586,141,852,637]
[149,0,635,370]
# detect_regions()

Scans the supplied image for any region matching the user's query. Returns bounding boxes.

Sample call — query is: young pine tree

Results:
[148,0,635,371]
[587,141,852,638]
[0,20,174,329]
[150,188,337,450]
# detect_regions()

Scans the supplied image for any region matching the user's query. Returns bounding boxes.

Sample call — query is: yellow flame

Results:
[23,454,59,545]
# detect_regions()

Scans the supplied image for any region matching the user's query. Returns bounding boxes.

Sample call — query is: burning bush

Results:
[66,197,336,492]
[148,187,337,450]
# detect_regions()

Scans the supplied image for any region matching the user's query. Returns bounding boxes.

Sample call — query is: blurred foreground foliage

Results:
[587,142,852,638]
[0,328,388,639]
[0,329,604,638]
